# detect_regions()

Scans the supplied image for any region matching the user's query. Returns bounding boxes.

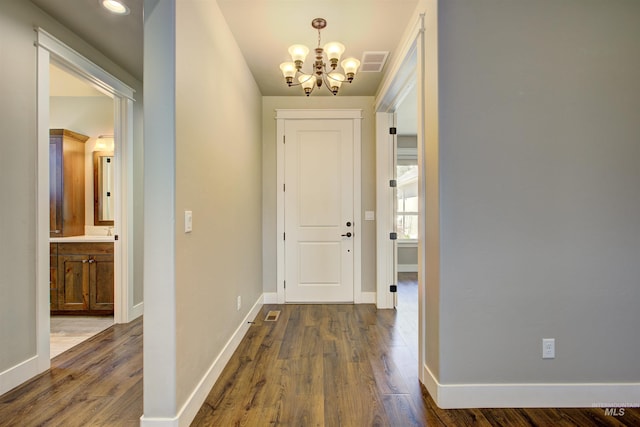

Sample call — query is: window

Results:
[396,164,418,240]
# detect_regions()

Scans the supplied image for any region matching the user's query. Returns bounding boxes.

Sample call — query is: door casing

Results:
[276,109,363,304]
[36,29,136,370]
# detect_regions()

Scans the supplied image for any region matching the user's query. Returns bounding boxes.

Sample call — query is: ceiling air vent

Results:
[360,51,389,72]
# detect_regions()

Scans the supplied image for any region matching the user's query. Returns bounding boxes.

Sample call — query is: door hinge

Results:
[283,135,286,144]
[284,280,286,289]
[389,232,397,240]
[389,127,397,135]
[283,232,286,241]
[283,183,286,192]
[390,284,397,293]
[389,179,397,188]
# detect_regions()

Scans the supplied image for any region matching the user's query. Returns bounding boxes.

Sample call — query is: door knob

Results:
[346,221,352,227]
[341,232,352,237]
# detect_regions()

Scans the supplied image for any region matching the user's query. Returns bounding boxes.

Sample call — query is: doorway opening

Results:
[374,12,425,384]
[36,29,135,366]
[394,82,419,361]
[48,63,115,358]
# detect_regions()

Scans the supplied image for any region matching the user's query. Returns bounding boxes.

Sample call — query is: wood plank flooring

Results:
[0,318,143,427]
[192,303,640,427]
[2,302,640,426]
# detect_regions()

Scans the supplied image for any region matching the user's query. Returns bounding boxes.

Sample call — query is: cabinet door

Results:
[57,254,90,311]
[89,254,114,311]
[50,253,58,310]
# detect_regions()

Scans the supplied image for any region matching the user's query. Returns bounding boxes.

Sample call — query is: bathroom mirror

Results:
[93,151,115,225]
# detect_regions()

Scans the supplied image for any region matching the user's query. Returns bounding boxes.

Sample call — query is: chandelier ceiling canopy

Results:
[279,18,361,96]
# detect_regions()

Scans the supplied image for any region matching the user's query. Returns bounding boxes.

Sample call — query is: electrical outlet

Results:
[542,338,555,359]
[237,296,241,311]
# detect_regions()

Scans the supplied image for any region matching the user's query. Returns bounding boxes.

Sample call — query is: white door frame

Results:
[275,109,363,304]
[374,13,426,381]
[36,29,135,366]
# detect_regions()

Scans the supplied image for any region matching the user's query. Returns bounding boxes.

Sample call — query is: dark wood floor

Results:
[0,319,143,427]
[192,302,640,426]
[2,293,639,426]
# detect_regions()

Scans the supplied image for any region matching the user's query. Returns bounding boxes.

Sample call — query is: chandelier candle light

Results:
[280,18,361,96]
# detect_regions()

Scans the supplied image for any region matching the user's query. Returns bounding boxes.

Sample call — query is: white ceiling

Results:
[31,0,419,97]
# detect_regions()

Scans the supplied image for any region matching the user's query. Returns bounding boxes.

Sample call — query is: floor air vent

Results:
[265,310,281,322]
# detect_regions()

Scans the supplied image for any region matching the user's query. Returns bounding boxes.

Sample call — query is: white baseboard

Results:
[0,355,45,396]
[263,292,278,304]
[360,292,377,304]
[140,296,263,427]
[398,264,418,273]
[130,301,144,321]
[423,363,640,408]
[264,292,375,305]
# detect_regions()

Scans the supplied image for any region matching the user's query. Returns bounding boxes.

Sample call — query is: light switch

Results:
[184,210,193,233]
[365,211,375,221]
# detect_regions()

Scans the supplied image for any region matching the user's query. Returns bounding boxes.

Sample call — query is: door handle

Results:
[341,232,352,237]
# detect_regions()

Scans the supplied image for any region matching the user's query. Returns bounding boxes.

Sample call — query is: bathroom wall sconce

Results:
[94,135,114,152]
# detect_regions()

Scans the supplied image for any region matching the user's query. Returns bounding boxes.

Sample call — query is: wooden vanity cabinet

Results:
[50,129,89,237]
[51,242,114,314]
[50,243,58,310]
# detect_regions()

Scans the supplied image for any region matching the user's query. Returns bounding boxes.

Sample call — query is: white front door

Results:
[284,119,355,303]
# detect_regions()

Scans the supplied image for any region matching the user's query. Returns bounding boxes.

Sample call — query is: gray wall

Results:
[143,0,263,416]
[262,96,377,294]
[0,0,143,388]
[436,0,640,383]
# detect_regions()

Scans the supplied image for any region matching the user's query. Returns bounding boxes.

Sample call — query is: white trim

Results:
[352,116,363,304]
[275,109,363,120]
[375,15,422,112]
[275,110,363,305]
[276,117,286,304]
[375,113,396,309]
[140,296,263,427]
[360,292,377,304]
[0,356,40,396]
[36,37,52,379]
[398,264,418,273]
[423,364,640,409]
[36,29,135,100]
[131,301,144,319]
[263,292,278,304]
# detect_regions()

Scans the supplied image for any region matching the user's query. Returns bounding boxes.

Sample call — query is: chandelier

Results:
[279,18,361,96]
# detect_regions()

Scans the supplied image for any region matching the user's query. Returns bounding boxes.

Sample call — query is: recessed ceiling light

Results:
[101,0,130,15]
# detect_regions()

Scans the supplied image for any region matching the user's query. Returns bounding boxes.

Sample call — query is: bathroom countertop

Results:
[50,235,115,243]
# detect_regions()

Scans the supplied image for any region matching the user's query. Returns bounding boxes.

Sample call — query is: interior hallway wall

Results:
[143,0,263,420]
[436,0,640,385]
[0,0,143,395]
